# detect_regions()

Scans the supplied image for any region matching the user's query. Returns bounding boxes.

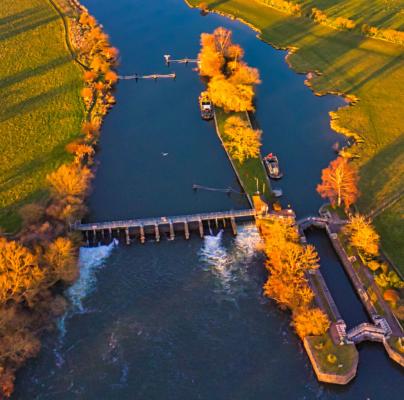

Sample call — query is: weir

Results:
[73,209,258,244]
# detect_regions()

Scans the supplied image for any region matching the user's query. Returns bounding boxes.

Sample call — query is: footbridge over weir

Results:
[73,209,259,245]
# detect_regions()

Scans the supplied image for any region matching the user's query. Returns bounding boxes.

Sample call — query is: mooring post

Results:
[222,218,226,228]
[230,217,237,236]
[169,220,175,240]
[154,224,160,242]
[101,229,105,239]
[109,228,112,239]
[93,229,97,244]
[215,218,219,229]
[198,218,204,238]
[184,220,190,240]
[140,224,145,244]
[85,231,89,246]
[125,228,130,245]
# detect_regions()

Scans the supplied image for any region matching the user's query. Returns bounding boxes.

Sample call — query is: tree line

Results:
[258,216,330,339]
[198,27,262,165]
[0,7,118,397]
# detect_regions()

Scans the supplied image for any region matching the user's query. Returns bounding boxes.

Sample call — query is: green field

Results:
[215,108,272,203]
[188,0,404,268]
[0,0,84,232]
[295,0,404,29]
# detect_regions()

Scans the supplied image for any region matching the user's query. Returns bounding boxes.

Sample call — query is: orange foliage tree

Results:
[44,237,78,284]
[208,76,255,112]
[343,214,380,257]
[317,157,359,210]
[223,116,262,163]
[0,238,44,304]
[47,164,93,200]
[292,308,330,339]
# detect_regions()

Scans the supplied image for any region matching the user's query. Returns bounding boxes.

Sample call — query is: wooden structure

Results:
[164,54,199,66]
[118,73,176,81]
[74,209,257,245]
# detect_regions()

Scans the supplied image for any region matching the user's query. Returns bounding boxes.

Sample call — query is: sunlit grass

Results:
[215,107,272,202]
[0,0,84,232]
[187,0,404,266]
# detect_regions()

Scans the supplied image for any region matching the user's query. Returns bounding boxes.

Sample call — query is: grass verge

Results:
[0,0,84,232]
[215,107,272,203]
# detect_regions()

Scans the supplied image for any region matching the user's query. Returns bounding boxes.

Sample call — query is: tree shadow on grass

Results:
[0,6,45,26]
[0,14,59,41]
[0,81,78,123]
[0,55,72,91]
[358,135,404,212]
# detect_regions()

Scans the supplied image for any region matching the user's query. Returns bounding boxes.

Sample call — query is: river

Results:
[14,0,403,398]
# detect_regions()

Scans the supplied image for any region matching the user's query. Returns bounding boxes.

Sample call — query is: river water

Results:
[15,0,403,398]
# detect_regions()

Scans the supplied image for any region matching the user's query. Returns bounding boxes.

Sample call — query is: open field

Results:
[295,0,404,29]
[188,0,404,266]
[215,108,272,202]
[0,0,84,232]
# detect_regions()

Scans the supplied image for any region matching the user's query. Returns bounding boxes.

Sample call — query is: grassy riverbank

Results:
[214,108,272,203]
[186,0,403,267]
[0,0,84,232]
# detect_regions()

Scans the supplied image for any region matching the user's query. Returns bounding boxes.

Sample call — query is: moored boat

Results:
[199,91,214,120]
[264,153,283,179]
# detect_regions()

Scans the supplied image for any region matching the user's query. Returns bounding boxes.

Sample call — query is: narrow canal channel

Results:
[15,0,403,398]
[305,229,369,328]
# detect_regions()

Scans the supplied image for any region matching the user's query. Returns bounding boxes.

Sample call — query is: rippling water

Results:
[14,0,403,398]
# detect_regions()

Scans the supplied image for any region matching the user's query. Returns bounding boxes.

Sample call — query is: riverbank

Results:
[0,0,84,232]
[0,0,117,396]
[185,0,404,271]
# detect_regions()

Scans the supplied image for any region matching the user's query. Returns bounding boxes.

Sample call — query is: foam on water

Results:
[68,238,119,313]
[53,240,118,367]
[199,224,262,293]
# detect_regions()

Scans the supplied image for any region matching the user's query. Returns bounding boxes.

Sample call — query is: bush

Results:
[327,353,337,364]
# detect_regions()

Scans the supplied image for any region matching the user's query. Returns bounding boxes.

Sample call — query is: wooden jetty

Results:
[164,54,199,66]
[73,209,257,245]
[118,73,176,81]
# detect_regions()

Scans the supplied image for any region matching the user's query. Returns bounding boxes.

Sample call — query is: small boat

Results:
[272,188,283,198]
[199,91,214,120]
[264,153,283,179]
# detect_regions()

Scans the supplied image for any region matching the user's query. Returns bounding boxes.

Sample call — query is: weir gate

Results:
[73,209,259,245]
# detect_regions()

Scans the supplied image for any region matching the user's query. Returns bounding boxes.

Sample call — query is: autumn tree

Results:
[19,204,45,226]
[223,116,261,163]
[317,157,359,210]
[343,214,379,257]
[44,237,78,284]
[292,308,330,339]
[47,164,93,200]
[104,70,118,85]
[0,238,44,304]
[198,33,225,77]
[229,62,261,85]
[208,76,255,112]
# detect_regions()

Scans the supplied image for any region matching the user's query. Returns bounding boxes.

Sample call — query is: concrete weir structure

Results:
[73,209,257,245]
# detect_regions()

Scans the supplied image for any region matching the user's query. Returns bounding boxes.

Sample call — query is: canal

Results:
[15,0,403,398]
[305,229,369,328]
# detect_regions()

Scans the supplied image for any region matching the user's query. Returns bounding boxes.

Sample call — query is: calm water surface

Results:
[15,0,403,398]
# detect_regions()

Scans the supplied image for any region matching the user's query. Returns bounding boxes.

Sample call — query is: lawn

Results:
[214,107,273,203]
[0,0,84,232]
[306,333,358,376]
[374,198,404,275]
[187,0,404,266]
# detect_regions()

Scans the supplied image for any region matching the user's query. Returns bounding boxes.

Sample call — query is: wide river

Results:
[15,0,403,398]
